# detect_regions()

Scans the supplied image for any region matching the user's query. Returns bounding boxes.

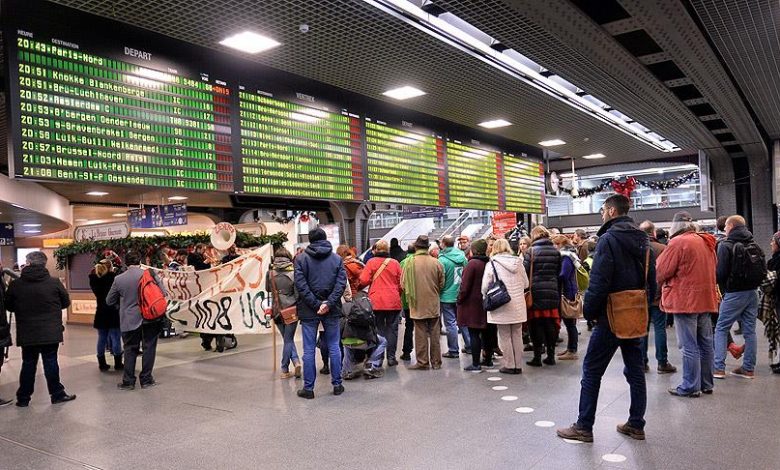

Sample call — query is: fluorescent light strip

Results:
[362,0,680,153]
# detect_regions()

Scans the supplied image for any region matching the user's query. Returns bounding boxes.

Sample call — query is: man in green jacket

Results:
[439,236,469,358]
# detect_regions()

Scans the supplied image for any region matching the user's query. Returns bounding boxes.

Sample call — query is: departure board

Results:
[446,141,500,210]
[365,119,445,206]
[11,35,234,191]
[503,153,546,213]
[239,90,364,201]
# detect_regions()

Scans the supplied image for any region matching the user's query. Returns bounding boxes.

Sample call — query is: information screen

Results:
[446,141,500,210]
[503,153,545,213]
[11,35,234,191]
[365,119,445,206]
[239,90,364,201]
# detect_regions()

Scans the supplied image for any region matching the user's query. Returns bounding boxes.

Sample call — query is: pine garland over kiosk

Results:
[569,170,698,198]
[54,231,288,270]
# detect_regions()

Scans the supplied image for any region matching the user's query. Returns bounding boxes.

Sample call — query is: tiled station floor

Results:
[1,321,778,470]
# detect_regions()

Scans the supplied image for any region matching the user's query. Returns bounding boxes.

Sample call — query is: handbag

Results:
[270,271,298,325]
[483,260,512,311]
[524,249,533,308]
[560,293,583,319]
[606,249,650,339]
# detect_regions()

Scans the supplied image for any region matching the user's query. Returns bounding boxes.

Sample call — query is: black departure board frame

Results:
[3,0,546,213]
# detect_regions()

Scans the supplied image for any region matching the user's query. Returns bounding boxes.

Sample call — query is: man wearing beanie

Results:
[402,235,445,370]
[714,215,765,379]
[656,211,718,397]
[294,227,347,399]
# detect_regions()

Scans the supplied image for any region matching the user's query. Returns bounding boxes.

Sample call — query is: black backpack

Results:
[347,294,375,328]
[729,241,767,291]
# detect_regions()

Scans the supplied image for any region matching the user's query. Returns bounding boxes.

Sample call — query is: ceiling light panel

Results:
[219,31,281,54]
[478,119,512,128]
[539,139,566,147]
[382,85,426,100]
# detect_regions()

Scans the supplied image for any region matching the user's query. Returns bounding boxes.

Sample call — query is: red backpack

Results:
[138,269,168,320]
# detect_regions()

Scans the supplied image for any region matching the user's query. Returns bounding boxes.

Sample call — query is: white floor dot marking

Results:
[486,369,500,373]
[491,385,508,391]
[602,454,627,463]
[515,407,534,413]
[563,439,584,445]
[501,395,518,401]
[487,376,502,381]
[534,420,555,428]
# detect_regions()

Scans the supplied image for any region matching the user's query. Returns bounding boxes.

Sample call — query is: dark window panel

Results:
[613,29,663,57]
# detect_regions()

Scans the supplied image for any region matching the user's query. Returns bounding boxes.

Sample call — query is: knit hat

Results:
[308,227,327,243]
[669,211,694,237]
[414,235,430,250]
[471,239,488,256]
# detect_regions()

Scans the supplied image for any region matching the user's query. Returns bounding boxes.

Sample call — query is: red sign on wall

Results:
[492,212,517,238]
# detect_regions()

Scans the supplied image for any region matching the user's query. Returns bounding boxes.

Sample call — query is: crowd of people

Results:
[1,194,779,446]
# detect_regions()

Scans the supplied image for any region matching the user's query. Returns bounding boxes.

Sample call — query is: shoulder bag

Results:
[270,271,298,325]
[483,260,512,311]
[372,258,392,282]
[560,293,583,320]
[606,249,650,339]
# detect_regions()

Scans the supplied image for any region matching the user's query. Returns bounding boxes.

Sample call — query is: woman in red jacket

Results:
[359,240,403,367]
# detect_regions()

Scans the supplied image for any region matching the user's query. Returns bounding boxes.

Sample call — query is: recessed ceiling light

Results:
[112,213,126,217]
[478,119,512,129]
[24,230,41,234]
[168,196,188,201]
[382,86,426,100]
[539,139,566,147]
[219,31,281,54]
[86,191,108,197]
[22,223,41,227]
[582,153,606,160]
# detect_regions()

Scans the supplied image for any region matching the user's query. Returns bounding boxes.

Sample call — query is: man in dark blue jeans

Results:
[294,228,347,399]
[557,195,655,443]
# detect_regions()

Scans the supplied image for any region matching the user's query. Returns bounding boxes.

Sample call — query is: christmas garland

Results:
[54,231,288,270]
[570,170,698,198]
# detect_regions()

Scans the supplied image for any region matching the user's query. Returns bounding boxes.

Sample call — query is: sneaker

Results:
[464,364,482,372]
[319,365,330,375]
[297,389,315,399]
[616,423,646,440]
[280,371,294,379]
[399,353,412,361]
[294,364,302,378]
[333,384,345,396]
[558,351,578,360]
[0,398,14,408]
[526,357,543,367]
[556,424,593,443]
[461,348,472,355]
[343,372,358,380]
[51,394,77,405]
[140,381,159,389]
[657,363,677,374]
[713,370,726,379]
[364,367,384,379]
[728,343,744,359]
[387,358,399,367]
[731,367,754,379]
[668,387,701,398]
[702,389,714,395]
[543,356,556,366]
[494,348,504,357]
[117,382,136,391]
[442,352,459,359]
[480,358,494,367]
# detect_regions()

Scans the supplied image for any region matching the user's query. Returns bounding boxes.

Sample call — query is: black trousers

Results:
[402,308,414,355]
[375,310,400,360]
[483,323,498,358]
[529,318,558,356]
[17,343,66,402]
[468,327,486,367]
[122,321,162,386]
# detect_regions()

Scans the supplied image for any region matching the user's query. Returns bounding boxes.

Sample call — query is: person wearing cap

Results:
[294,228,347,399]
[401,235,445,370]
[656,212,717,397]
[457,235,472,259]
[714,215,764,380]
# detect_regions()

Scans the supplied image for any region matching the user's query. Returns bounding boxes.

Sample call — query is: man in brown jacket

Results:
[401,235,445,370]
[573,229,590,263]
[639,221,677,374]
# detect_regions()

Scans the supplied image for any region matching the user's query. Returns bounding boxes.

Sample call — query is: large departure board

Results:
[503,153,546,213]
[239,90,363,201]
[11,35,234,191]
[446,141,500,210]
[365,119,445,206]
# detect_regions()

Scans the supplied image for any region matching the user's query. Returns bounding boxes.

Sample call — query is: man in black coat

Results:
[557,194,655,443]
[0,265,14,407]
[5,251,75,407]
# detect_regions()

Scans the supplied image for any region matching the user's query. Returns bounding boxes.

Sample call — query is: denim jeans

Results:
[17,343,67,403]
[278,321,299,372]
[715,290,758,372]
[641,306,669,365]
[576,324,646,432]
[441,303,460,354]
[673,314,714,394]
[301,315,342,390]
[374,310,400,361]
[563,318,578,352]
[96,328,123,356]
[343,335,387,373]
[461,326,471,350]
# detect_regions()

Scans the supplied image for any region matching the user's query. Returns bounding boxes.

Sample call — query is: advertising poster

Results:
[128,204,188,229]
